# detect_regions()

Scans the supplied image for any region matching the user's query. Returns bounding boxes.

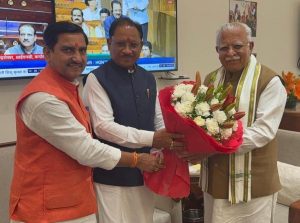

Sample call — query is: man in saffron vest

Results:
[9,21,165,223]
[180,22,287,222]
[82,17,184,223]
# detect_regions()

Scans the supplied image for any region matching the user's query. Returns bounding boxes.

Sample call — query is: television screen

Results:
[0,0,177,80]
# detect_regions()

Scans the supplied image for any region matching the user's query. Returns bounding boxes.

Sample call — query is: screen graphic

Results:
[0,0,177,80]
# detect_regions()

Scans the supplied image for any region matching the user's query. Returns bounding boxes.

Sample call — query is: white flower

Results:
[199,85,208,94]
[232,120,238,131]
[174,101,193,115]
[220,128,233,139]
[181,92,196,103]
[172,89,185,100]
[172,84,194,100]
[206,118,219,135]
[195,102,210,117]
[210,97,219,105]
[212,110,227,124]
[194,116,205,126]
[227,108,236,116]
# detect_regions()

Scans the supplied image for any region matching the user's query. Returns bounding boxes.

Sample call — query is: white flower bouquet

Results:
[171,73,244,147]
[144,72,244,198]
[161,72,244,154]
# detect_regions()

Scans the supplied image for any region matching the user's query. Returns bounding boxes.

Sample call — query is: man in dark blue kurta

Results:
[83,17,184,223]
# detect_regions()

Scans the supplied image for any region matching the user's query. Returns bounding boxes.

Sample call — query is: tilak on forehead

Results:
[124,25,134,29]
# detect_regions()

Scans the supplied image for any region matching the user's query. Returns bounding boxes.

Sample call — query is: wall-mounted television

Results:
[0,0,177,80]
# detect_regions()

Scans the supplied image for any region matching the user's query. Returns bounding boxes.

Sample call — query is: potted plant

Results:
[282,71,300,109]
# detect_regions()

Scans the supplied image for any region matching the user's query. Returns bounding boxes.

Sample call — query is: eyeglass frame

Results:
[216,42,252,54]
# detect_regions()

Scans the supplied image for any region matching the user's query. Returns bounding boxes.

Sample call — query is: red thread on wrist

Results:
[130,152,138,168]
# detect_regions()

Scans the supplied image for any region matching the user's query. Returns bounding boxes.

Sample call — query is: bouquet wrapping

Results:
[158,83,243,154]
[144,149,190,197]
[144,74,244,198]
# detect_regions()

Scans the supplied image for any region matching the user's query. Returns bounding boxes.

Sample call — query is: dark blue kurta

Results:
[92,60,157,186]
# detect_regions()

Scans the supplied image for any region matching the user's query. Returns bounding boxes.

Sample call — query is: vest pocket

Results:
[44,169,91,210]
[44,180,83,209]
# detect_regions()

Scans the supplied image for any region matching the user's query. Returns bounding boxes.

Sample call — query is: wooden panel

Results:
[0,9,52,23]
[0,0,53,23]
[0,0,52,11]
[279,102,300,132]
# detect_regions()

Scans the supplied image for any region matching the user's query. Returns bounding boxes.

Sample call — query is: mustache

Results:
[68,62,84,67]
[225,56,240,61]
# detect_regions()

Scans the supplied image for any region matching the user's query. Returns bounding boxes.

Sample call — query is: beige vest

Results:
[204,65,281,199]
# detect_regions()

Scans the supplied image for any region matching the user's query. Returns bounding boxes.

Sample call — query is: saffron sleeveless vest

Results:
[92,60,156,186]
[10,66,97,222]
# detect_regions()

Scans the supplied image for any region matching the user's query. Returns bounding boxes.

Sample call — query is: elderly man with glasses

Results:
[179,22,287,223]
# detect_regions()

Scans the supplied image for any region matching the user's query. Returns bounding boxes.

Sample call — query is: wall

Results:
[1,0,300,143]
[173,0,300,77]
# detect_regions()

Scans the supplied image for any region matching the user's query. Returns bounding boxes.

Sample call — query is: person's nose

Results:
[122,45,133,54]
[226,46,237,55]
[72,51,84,62]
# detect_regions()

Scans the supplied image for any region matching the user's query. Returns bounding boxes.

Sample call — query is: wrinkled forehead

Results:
[219,28,248,45]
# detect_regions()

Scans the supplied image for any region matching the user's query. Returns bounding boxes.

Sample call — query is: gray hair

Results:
[216,22,252,47]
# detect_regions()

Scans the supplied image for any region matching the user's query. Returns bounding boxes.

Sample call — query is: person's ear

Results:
[249,41,254,51]
[107,38,112,46]
[43,47,50,61]
[215,46,219,53]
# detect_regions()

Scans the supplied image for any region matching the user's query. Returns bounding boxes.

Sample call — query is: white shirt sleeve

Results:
[19,92,121,169]
[237,76,287,154]
[154,94,165,130]
[82,73,164,149]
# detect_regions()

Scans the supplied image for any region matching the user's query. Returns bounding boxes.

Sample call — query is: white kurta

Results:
[83,73,165,223]
[204,192,278,223]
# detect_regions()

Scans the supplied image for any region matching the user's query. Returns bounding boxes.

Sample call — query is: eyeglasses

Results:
[111,40,142,51]
[218,43,249,54]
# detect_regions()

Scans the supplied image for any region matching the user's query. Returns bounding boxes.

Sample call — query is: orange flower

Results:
[282,71,300,99]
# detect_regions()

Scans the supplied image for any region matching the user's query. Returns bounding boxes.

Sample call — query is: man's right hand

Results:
[136,153,165,172]
[152,128,185,150]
